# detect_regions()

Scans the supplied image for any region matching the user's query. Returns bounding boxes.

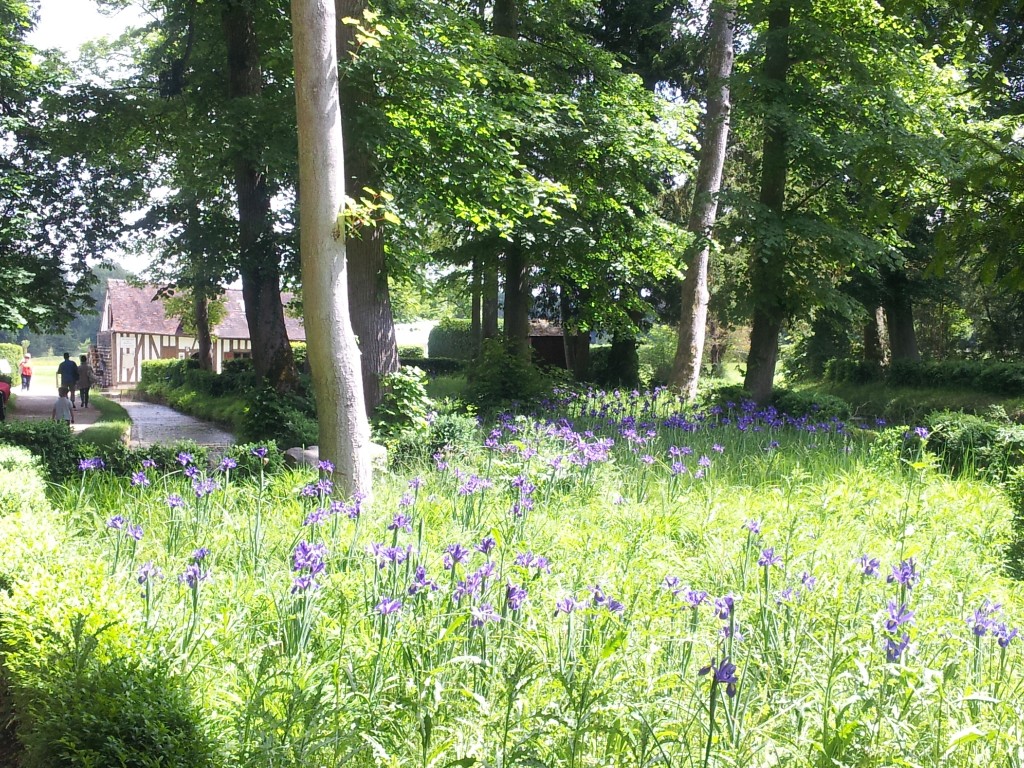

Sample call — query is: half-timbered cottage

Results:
[96,280,306,387]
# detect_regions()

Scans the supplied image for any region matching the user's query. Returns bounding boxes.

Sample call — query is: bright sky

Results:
[29,0,146,57]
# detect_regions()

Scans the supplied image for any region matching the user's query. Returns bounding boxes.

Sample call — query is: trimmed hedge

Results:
[0,342,22,379]
[427,318,474,360]
[398,356,466,376]
[826,357,1024,396]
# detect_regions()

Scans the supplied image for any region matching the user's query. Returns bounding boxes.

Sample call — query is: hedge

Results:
[0,342,22,380]
[427,318,474,360]
[398,356,466,376]
[826,357,1024,396]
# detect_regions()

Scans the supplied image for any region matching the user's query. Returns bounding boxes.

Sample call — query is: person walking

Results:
[77,354,96,408]
[19,354,32,391]
[52,387,74,425]
[56,352,79,409]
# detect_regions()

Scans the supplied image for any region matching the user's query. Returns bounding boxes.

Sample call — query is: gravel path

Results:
[5,385,234,449]
[4,382,103,431]
[119,400,235,449]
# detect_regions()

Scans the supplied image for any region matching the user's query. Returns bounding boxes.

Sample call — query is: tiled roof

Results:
[105,280,306,341]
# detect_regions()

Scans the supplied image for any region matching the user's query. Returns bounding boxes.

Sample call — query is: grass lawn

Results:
[76,396,131,447]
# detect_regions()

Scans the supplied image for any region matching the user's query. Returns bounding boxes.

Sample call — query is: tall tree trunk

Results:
[194,288,214,371]
[482,255,500,340]
[670,0,735,400]
[222,0,297,392]
[471,257,482,353]
[503,237,531,360]
[885,296,920,362]
[291,0,372,496]
[336,0,399,414]
[863,305,888,371]
[743,1,791,404]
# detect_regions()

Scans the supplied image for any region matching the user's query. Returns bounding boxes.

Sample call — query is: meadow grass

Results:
[1,389,1021,767]
[76,396,131,448]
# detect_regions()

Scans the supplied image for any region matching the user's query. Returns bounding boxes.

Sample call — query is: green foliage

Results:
[427,318,474,360]
[465,340,552,410]
[0,419,78,481]
[240,387,317,448]
[397,355,465,376]
[772,389,851,420]
[923,410,1024,478]
[0,444,47,515]
[1006,464,1024,579]
[637,324,676,388]
[83,440,210,476]
[397,344,424,357]
[372,366,433,443]
[388,409,480,468]
[290,342,308,372]
[824,357,884,385]
[886,359,1024,396]
[222,441,286,478]
[0,342,22,377]
[14,631,219,768]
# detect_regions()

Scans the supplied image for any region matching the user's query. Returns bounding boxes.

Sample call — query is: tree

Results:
[336,0,400,413]
[669,0,735,399]
[291,0,372,496]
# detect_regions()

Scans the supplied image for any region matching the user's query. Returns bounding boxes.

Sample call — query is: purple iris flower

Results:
[293,541,327,574]
[801,571,817,590]
[317,459,335,473]
[470,603,501,627]
[886,633,910,662]
[698,657,739,697]
[375,596,403,616]
[442,543,471,570]
[291,574,320,594]
[137,561,162,584]
[884,601,915,633]
[177,452,194,466]
[388,513,413,533]
[995,623,1019,648]
[107,515,126,531]
[191,547,209,562]
[859,555,880,578]
[743,519,762,534]
[475,536,496,555]
[178,563,208,588]
[79,457,105,471]
[758,547,783,568]
[714,594,735,620]
[130,471,149,488]
[126,524,143,541]
[220,457,238,471]
[250,446,269,458]
[970,599,1002,636]
[408,566,439,596]
[506,582,528,611]
[555,596,579,615]
[166,494,185,509]
[887,558,918,590]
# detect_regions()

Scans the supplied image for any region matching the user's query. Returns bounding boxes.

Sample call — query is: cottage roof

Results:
[104,280,306,341]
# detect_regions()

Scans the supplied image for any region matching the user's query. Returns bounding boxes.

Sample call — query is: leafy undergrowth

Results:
[0,390,1022,767]
[811,380,1024,424]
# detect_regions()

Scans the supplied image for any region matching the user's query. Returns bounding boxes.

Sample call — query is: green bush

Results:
[923,410,1024,478]
[398,356,465,376]
[0,342,22,379]
[427,318,474,360]
[372,366,433,443]
[886,359,1024,396]
[222,441,286,478]
[12,619,220,768]
[0,445,47,516]
[637,325,677,388]
[465,340,552,410]
[240,386,318,447]
[82,440,210,475]
[824,358,882,385]
[291,342,308,372]
[389,410,480,467]
[0,420,78,481]
[398,344,425,357]
[772,389,851,420]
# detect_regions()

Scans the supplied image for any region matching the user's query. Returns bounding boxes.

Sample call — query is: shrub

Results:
[12,619,220,768]
[0,343,22,379]
[140,359,196,388]
[465,340,551,410]
[389,410,480,467]
[427,318,474,360]
[239,386,318,448]
[222,441,286,478]
[291,342,308,372]
[0,445,47,516]
[83,440,210,476]
[398,356,465,376]
[398,344,425,357]
[637,325,677,388]
[0,420,78,481]
[372,366,433,443]
[824,358,882,385]
[772,389,851,420]
[884,359,1024,396]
